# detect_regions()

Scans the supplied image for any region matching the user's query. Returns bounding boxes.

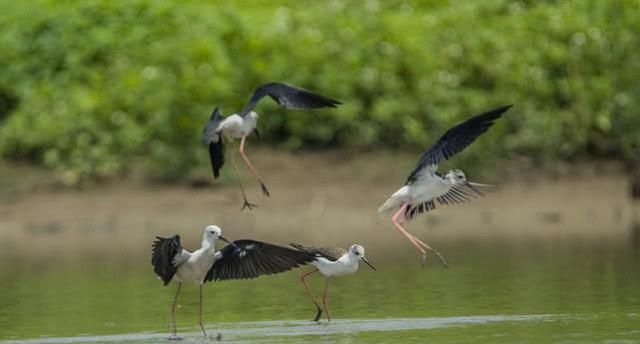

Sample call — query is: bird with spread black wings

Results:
[202,82,342,210]
[151,224,314,339]
[378,105,512,265]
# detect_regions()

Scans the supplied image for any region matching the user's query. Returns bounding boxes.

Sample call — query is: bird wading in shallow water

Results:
[202,82,342,210]
[151,225,315,339]
[290,243,376,322]
[378,105,512,266]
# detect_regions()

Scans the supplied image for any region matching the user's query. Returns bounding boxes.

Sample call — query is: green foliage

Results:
[0,0,638,182]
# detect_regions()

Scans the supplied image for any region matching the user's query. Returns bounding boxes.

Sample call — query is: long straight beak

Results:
[466,181,492,196]
[219,236,231,244]
[361,257,377,271]
[468,182,493,188]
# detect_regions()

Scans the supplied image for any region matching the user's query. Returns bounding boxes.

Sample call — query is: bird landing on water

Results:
[379,105,512,265]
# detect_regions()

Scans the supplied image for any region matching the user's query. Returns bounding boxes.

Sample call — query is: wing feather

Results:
[151,235,183,286]
[405,105,511,184]
[205,240,315,282]
[289,243,346,262]
[239,82,341,117]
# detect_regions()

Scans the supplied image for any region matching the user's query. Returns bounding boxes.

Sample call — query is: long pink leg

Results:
[392,203,427,254]
[239,135,270,197]
[171,283,182,339]
[199,285,207,337]
[230,152,258,210]
[322,278,331,322]
[299,268,323,321]
[391,203,448,267]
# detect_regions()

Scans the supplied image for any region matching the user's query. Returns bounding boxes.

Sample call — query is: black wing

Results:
[405,105,512,184]
[205,240,315,282]
[404,184,484,220]
[202,107,225,179]
[239,82,342,117]
[290,242,345,262]
[151,235,182,286]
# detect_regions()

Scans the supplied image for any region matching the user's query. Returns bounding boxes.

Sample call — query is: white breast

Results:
[218,112,258,139]
[312,256,359,277]
[411,173,450,203]
[175,249,215,284]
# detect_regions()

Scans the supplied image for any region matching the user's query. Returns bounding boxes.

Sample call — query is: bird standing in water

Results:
[378,105,512,265]
[290,243,376,322]
[202,82,341,210]
[152,225,315,339]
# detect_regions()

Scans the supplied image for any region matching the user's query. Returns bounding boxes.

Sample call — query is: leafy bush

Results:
[0,0,638,183]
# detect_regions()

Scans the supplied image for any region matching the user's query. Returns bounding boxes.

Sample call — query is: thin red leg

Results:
[299,268,323,321]
[321,278,331,322]
[171,283,182,338]
[239,135,270,196]
[199,285,207,337]
[391,203,448,267]
[230,152,257,210]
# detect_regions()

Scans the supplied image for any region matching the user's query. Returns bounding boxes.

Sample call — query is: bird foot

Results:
[421,253,428,267]
[435,252,449,268]
[168,334,182,341]
[240,199,258,211]
[260,182,270,197]
[313,306,323,322]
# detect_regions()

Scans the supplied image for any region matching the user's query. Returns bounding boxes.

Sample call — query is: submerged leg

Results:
[239,135,270,197]
[321,278,331,322]
[230,152,258,210]
[170,282,182,339]
[199,285,207,337]
[391,203,448,267]
[299,268,322,321]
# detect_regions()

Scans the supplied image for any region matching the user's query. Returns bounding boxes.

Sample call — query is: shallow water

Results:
[0,164,639,343]
[1,237,639,343]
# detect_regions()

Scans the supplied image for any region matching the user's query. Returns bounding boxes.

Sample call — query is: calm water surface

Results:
[1,236,638,343]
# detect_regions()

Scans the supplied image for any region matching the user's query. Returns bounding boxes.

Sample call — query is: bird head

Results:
[446,169,468,184]
[203,225,230,244]
[349,244,376,271]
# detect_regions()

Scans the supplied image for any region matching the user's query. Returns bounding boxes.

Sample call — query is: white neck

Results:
[201,236,216,251]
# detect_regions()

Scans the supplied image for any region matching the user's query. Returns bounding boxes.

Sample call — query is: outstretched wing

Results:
[205,240,315,282]
[404,182,488,220]
[151,235,186,286]
[405,105,512,184]
[202,107,225,179]
[290,242,346,262]
[239,82,342,117]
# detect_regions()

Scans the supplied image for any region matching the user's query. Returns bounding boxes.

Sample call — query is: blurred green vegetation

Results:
[0,0,638,183]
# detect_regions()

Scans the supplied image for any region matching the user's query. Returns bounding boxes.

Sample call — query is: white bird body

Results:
[173,229,221,284]
[378,170,454,214]
[312,253,360,277]
[217,112,258,139]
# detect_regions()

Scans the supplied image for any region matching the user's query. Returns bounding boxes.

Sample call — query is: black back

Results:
[151,235,182,286]
[205,240,315,282]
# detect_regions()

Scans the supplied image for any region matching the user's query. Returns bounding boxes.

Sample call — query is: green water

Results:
[1,237,639,343]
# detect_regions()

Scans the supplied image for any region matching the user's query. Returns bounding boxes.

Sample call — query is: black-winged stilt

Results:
[202,83,342,210]
[290,243,375,322]
[152,225,315,339]
[378,105,512,266]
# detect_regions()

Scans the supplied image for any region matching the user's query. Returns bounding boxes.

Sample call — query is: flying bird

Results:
[378,105,512,265]
[203,82,342,210]
[290,243,376,322]
[152,225,315,339]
